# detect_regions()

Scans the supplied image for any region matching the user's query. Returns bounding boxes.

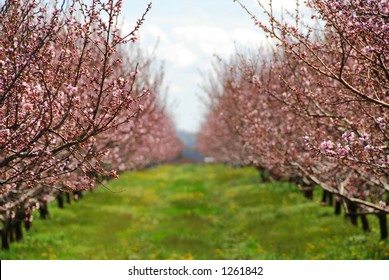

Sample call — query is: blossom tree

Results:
[197,58,252,166]
[0,0,156,249]
[239,0,388,236]
[96,51,182,172]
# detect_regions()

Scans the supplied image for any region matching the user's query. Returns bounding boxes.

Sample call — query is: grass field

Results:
[1,164,388,260]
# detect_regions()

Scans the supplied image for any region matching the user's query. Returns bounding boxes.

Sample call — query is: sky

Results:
[120,0,304,133]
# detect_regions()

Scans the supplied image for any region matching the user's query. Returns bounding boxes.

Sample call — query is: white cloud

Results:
[159,43,197,69]
[121,0,308,132]
[142,24,168,43]
[139,24,264,70]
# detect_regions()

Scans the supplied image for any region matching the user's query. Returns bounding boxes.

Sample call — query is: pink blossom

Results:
[109,170,119,179]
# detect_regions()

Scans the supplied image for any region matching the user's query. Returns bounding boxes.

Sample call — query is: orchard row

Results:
[0,0,181,249]
[198,0,388,238]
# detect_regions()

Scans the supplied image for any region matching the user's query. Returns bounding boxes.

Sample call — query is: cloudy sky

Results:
[121,0,303,133]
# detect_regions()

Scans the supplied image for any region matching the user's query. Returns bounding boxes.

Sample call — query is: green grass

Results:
[1,164,388,259]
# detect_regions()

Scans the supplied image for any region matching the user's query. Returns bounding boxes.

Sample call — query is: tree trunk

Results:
[57,191,64,209]
[377,212,388,240]
[74,191,83,201]
[66,192,71,204]
[360,214,370,232]
[24,218,32,231]
[300,176,313,200]
[9,218,15,243]
[258,166,272,183]
[321,190,328,205]
[335,198,342,215]
[1,218,11,250]
[321,190,333,206]
[39,201,49,219]
[347,202,358,226]
[14,208,25,241]
[13,220,23,242]
[304,188,314,200]
[328,193,333,206]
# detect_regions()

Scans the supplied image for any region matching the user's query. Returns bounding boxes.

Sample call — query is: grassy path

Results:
[1,164,388,259]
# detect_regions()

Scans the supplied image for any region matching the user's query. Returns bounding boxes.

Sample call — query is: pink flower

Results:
[320,140,334,151]
[109,170,119,179]
[364,145,372,153]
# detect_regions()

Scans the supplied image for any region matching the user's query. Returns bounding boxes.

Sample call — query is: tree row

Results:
[198,0,388,239]
[0,0,181,249]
